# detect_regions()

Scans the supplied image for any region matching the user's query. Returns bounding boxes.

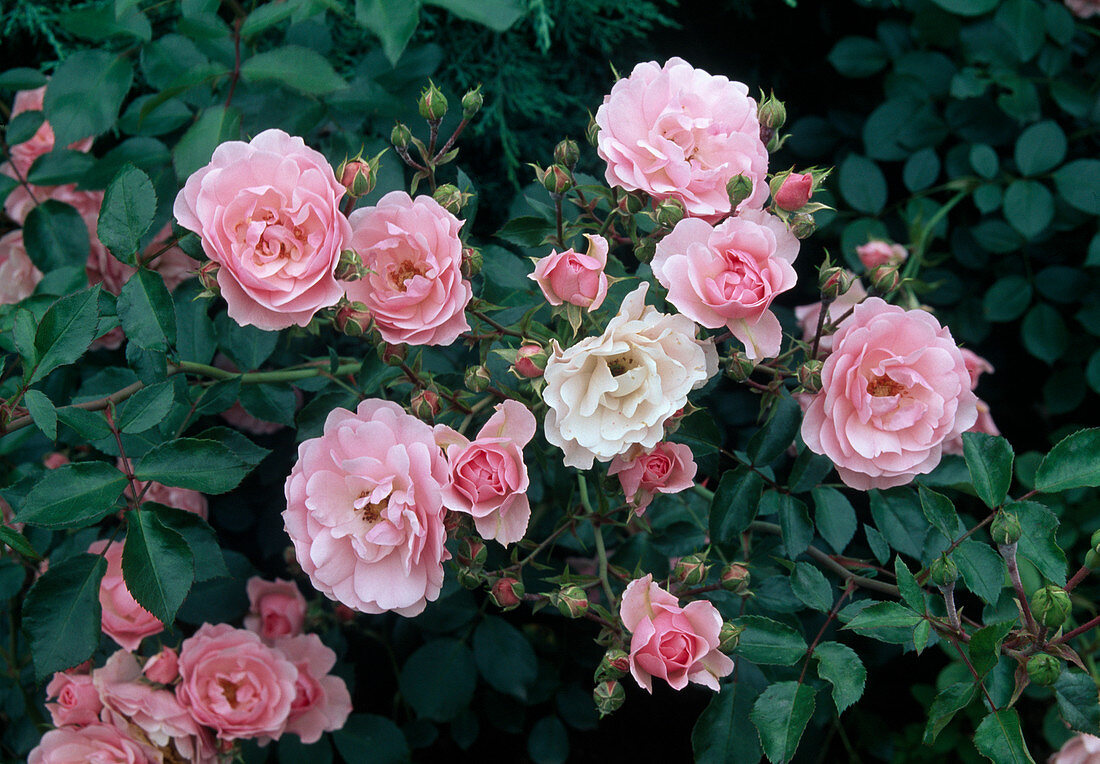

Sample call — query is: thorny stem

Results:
[1054,613,1100,646]
[940,583,960,631]
[105,407,141,511]
[810,295,834,359]
[578,474,617,608]
[224,19,242,108]
[1065,564,1092,594]
[947,631,997,710]
[797,581,855,685]
[917,512,995,585]
[470,310,525,339]
[1001,542,1039,635]
[552,192,565,249]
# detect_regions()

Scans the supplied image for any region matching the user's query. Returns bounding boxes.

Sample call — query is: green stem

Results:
[579,474,616,608]
[902,189,971,283]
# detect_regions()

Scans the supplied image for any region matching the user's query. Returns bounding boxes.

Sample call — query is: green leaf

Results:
[6,110,44,145]
[1010,500,1067,586]
[904,148,941,192]
[692,682,763,764]
[399,638,477,722]
[983,276,1032,323]
[0,68,48,90]
[1004,181,1054,239]
[1054,671,1100,734]
[332,714,409,764]
[355,0,421,65]
[97,164,156,263]
[842,601,922,636]
[864,523,890,564]
[814,642,866,714]
[240,46,347,95]
[22,389,57,440]
[473,616,537,700]
[117,269,176,352]
[923,682,977,744]
[1035,428,1100,493]
[913,620,931,654]
[956,540,1007,604]
[962,433,1014,509]
[839,154,887,214]
[790,562,832,612]
[22,553,107,680]
[1015,121,1066,176]
[0,525,40,560]
[750,681,816,764]
[27,149,96,185]
[31,287,100,384]
[527,716,569,764]
[193,426,271,468]
[22,200,90,272]
[828,36,889,78]
[16,461,127,528]
[810,487,856,554]
[968,621,1013,678]
[770,492,813,559]
[746,394,801,465]
[240,1,298,37]
[215,312,278,370]
[116,382,175,434]
[732,616,806,666]
[133,438,251,494]
[894,557,924,612]
[122,509,193,625]
[424,0,524,31]
[868,488,927,559]
[1021,303,1067,365]
[238,383,296,427]
[173,106,241,181]
[57,407,112,441]
[43,50,133,147]
[151,504,227,583]
[919,485,959,540]
[928,0,999,14]
[709,468,763,546]
[173,281,217,364]
[495,215,554,248]
[1054,160,1100,215]
[995,0,1046,61]
[788,449,834,493]
[974,709,1035,764]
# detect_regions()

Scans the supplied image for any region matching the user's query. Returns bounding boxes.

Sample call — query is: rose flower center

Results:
[390,259,428,291]
[607,353,640,377]
[217,677,240,707]
[867,374,906,398]
[353,493,388,525]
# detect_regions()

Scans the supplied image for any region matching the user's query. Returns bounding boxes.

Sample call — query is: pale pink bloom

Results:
[608,442,697,514]
[142,648,179,685]
[282,399,451,616]
[3,181,101,228]
[1050,733,1100,763]
[437,400,537,545]
[343,191,472,346]
[543,284,718,469]
[244,577,308,643]
[3,86,93,181]
[118,458,208,520]
[44,670,102,727]
[28,723,154,764]
[1065,0,1100,17]
[619,574,733,692]
[959,348,994,390]
[774,172,813,211]
[794,275,867,356]
[42,452,69,469]
[529,234,609,310]
[173,129,350,330]
[176,623,298,742]
[272,634,352,744]
[596,57,769,220]
[0,230,42,303]
[800,297,978,490]
[943,399,1000,456]
[856,240,907,271]
[652,207,799,360]
[88,540,164,652]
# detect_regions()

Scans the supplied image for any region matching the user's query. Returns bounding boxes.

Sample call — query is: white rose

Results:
[542,283,718,469]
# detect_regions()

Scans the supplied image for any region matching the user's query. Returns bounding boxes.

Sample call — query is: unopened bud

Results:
[457,568,484,590]
[634,239,656,264]
[720,563,751,594]
[433,183,470,215]
[1087,529,1100,568]
[552,584,589,619]
[718,622,744,653]
[461,86,483,119]
[537,164,573,195]
[490,577,524,610]
[595,649,630,682]
[819,266,854,299]
[197,261,220,296]
[990,511,1022,546]
[758,93,787,146]
[789,212,816,240]
[724,353,756,383]
[868,263,900,294]
[929,554,958,587]
[465,365,492,393]
[726,175,754,210]
[461,246,483,279]
[335,301,372,336]
[418,81,448,122]
[380,342,406,366]
[1026,653,1063,687]
[673,553,710,587]
[593,679,625,717]
[334,249,366,281]
[410,389,441,420]
[514,344,547,378]
[1032,585,1072,629]
[798,359,823,393]
[391,123,412,150]
[772,171,814,212]
[622,191,646,215]
[457,537,487,569]
[554,138,580,169]
[655,197,686,229]
[338,157,376,198]
[586,114,600,146]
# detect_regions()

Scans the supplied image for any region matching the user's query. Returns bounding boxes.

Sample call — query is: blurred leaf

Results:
[692,681,762,764]
[1054,160,1100,215]
[43,50,133,147]
[983,276,1032,323]
[399,639,477,722]
[355,0,421,66]
[1014,121,1066,176]
[838,154,887,214]
[424,0,524,31]
[750,682,815,764]
[333,714,410,764]
[1021,304,1067,364]
[473,617,537,700]
[814,641,865,714]
[1003,181,1053,239]
[23,553,106,680]
[241,46,347,95]
[526,716,569,764]
[828,37,889,77]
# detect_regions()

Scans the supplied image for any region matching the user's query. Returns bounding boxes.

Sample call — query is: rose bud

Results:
[456,537,487,569]
[991,511,1022,547]
[490,577,525,610]
[798,359,824,394]
[586,112,600,146]
[1026,653,1062,687]
[789,211,816,239]
[726,174,754,210]
[718,622,743,653]
[856,240,907,271]
[461,86,483,119]
[514,344,548,378]
[465,364,492,393]
[433,183,470,216]
[391,122,412,149]
[410,389,441,420]
[634,239,656,264]
[868,263,901,294]
[593,679,625,717]
[655,197,686,229]
[537,164,573,195]
[334,249,366,281]
[1085,529,1100,569]
[143,648,180,684]
[757,93,787,131]
[457,568,484,590]
[773,172,813,211]
[819,266,854,299]
[418,80,448,121]
[42,452,69,470]
[381,342,407,366]
[197,260,220,297]
[595,648,630,681]
[929,554,958,587]
[719,563,751,594]
[335,301,372,337]
[724,353,756,383]
[553,584,589,619]
[1031,586,1071,629]
[339,157,376,198]
[672,553,709,587]
[461,246,483,279]
[554,138,580,169]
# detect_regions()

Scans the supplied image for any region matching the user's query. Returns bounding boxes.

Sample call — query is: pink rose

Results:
[88,224,198,296]
[343,191,472,346]
[1050,732,1100,763]
[272,634,352,744]
[0,230,42,304]
[960,348,994,389]
[619,574,734,692]
[4,86,93,180]
[176,623,299,741]
[595,57,769,220]
[773,172,813,211]
[244,577,308,642]
[794,275,867,356]
[143,648,180,685]
[1065,0,1100,17]
[3,180,101,228]
[173,129,350,330]
[282,399,451,616]
[438,399,537,545]
[942,349,999,456]
[45,671,102,727]
[608,442,697,514]
[856,240,907,271]
[88,540,164,651]
[28,723,154,764]
[800,297,979,490]
[652,207,799,360]
[529,234,609,310]
[42,452,69,469]
[118,458,208,520]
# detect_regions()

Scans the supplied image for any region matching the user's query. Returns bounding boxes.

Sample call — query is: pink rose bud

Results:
[457,568,484,590]
[197,260,220,296]
[42,452,69,470]
[410,389,441,420]
[461,246,483,279]
[461,86,483,119]
[244,577,308,643]
[789,211,816,239]
[45,671,103,727]
[819,266,854,299]
[465,364,492,392]
[432,183,470,216]
[773,172,813,211]
[596,648,631,681]
[552,584,589,619]
[867,263,901,294]
[339,158,376,198]
[143,648,180,684]
[335,301,372,337]
[391,122,412,149]
[593,679,625,717]
[456,537,487,569]
[719,563,751,594]
[491,577,524,610]
[718,622,743,652]
[672,553,710,586]
[654,197,686,228]
[514,344,548,378]
[856,239,907,271]
[380,341,407,366]
[418,80,448,121]
[536,164,573,195]
[530,234,610,310]
[334,249,366,281]
[554,138,580,169]
[798,359,824,394]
